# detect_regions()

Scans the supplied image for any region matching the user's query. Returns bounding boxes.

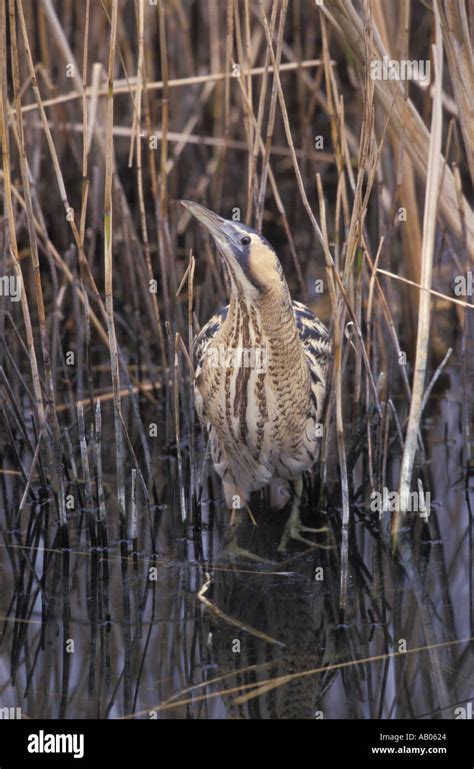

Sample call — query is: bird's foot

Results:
[223,507,269,562]
[277,478,331,552]
[277,521,329,552]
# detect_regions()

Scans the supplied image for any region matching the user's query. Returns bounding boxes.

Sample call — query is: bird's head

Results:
[181,200,286,300]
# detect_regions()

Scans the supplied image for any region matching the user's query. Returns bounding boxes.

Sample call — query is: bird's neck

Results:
[257,283,296,338]
[225,285,311,399]
[258,285,308,373]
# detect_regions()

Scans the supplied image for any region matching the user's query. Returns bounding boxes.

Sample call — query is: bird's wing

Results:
[292,300,331,410]
[194,305,229,370]
[193,305,229,424]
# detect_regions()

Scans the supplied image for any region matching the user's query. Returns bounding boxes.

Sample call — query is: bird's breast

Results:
[198,300,315,472]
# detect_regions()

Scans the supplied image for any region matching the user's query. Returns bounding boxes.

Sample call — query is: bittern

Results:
[182,201,331,555]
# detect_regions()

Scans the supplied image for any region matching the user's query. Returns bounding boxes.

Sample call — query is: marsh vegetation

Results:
[0,0,472,719]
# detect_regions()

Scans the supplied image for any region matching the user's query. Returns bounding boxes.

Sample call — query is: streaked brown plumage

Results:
[182,201,331,551]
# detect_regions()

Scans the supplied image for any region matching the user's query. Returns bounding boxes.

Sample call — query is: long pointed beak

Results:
[181,200,263,293]
[180,200,228,246]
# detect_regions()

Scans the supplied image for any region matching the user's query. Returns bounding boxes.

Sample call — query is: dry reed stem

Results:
[15,59,329,114]
[321,0,473,251]
[16,0,79,247]
[1,1,470,720]
[394,2,444,543]
[0,28,45,434]
[133,0,167,367]
[11,0,68,525]
[197,571,285,647]
[127,636,472,716]
[255,0,287,231]
[438,0,473,180]
[245,0,278,224]
[103,0,126,524]
[174,332,187,524]
[376,269,474,310]
[373,0,423,319]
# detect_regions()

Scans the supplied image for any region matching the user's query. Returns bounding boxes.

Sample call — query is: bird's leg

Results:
[224,508,268,563]
[278,477,328,552]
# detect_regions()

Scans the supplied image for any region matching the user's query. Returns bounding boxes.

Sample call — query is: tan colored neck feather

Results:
[258,285,311,414]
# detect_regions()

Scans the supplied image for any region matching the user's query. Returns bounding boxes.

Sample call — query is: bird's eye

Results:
[240,236,251,246]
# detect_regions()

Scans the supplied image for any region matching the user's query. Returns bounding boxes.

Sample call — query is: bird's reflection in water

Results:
[204,510,340,719]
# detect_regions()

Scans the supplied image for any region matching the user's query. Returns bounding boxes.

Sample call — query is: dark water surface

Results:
[0,366,472,720]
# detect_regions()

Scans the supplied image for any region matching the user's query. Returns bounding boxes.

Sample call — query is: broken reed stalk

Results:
[103,0,126,528]
[394,3,444,544]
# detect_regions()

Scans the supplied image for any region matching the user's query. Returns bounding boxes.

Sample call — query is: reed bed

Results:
[0,0,472,720]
